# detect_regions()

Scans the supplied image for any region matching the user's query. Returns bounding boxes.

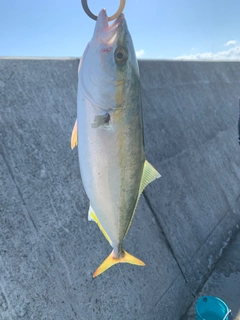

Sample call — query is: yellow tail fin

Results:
[93,250,145,278]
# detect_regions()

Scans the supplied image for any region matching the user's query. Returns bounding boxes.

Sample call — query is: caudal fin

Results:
[93,250,145,278]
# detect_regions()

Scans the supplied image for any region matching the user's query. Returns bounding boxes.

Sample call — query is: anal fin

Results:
[88,205,112,246]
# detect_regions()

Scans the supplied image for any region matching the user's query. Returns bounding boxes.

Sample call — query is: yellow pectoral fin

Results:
[93,250,145,278]
[139,160,161,195]
[88,206,112,246]
[71,119,78,149]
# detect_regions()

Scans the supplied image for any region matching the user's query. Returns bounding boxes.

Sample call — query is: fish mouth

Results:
[96,9,125,44]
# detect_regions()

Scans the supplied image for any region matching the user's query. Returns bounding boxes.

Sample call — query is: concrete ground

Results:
[0,58,239,319]
[183,229,240,320]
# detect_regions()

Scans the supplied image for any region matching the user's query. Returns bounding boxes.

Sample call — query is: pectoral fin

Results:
[88,205,112,246]
[71,119,78,149]
[91,113,110,128]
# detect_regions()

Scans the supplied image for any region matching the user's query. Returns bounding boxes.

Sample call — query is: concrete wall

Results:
[0,58,239,319]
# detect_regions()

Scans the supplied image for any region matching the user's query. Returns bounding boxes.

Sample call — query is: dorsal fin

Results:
[124,160,160,238]
[139,160,161,194]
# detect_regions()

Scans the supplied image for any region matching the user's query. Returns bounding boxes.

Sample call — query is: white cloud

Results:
[136,49,145,58]
[224,40,237,47]
[175,43,240,61]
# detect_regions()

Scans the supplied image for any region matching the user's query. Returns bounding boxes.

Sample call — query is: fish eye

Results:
[114,46,128,65]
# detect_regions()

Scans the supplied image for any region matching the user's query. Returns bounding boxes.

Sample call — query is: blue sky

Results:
[1,0,240,60]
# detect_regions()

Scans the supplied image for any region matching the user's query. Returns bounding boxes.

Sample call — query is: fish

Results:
[71,8,160,277]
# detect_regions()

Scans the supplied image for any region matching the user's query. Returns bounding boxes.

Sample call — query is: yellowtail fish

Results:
[71,9,160,277]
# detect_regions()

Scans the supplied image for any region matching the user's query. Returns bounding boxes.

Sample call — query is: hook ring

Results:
[81,0,126,21]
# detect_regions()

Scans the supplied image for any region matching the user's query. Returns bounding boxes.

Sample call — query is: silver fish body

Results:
[74,9,160,277]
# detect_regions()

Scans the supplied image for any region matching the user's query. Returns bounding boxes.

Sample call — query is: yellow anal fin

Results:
[88,206,112,246]
[71,119,78,149]
[93,250,145,278]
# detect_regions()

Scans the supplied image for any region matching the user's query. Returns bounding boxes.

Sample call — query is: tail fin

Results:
[93,250,145,278]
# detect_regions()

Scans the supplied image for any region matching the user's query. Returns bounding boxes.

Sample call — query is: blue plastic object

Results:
[196,296,231,320]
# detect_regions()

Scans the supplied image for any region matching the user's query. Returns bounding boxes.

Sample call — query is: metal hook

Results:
[81,0,126,21]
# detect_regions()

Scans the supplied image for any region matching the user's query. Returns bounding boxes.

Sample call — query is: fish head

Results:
[79,9,139,111]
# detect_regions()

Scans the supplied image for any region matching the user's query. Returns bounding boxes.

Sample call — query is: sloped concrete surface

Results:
[0,59,239,319]
[183,229,240,319]
[140,60,240,293]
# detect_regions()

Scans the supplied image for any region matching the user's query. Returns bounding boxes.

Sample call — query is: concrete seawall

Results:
[0,58,239,319]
